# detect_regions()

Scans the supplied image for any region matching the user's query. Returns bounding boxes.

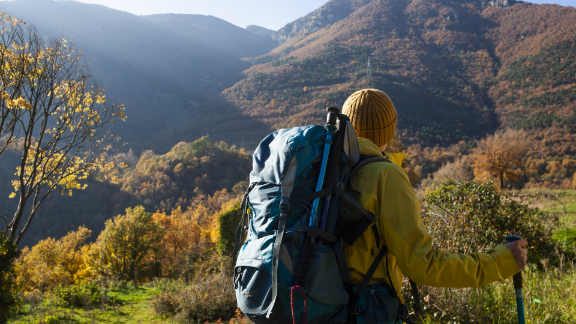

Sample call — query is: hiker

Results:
[340,88,529,321]
[233,89,528,324]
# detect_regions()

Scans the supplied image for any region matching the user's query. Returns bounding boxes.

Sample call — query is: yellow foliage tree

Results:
[152,207,202,279]
[87,206,164,283]
[0,13,126,246]
[470,129,531,189]
[16,226,92,293]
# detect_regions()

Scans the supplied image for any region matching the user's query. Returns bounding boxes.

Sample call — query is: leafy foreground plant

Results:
[413,181,575,323]
[423,181,558,262]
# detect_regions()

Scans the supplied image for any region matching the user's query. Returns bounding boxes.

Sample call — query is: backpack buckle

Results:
[280,197,290,213]
[397,304,415,323]
[234,268,242,289]
[349,305,364,316]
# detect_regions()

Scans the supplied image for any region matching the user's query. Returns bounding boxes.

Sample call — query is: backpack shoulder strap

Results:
[349,156,391,179]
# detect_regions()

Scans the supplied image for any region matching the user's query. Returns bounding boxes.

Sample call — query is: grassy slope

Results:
[528,189,576,229]
[10,288,166,324]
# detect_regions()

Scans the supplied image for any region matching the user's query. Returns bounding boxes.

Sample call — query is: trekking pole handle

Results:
[505,235,523,290]
[505,234,526,324]
[326,107,339,131]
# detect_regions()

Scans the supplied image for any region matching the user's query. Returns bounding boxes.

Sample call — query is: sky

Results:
[75,0,574,31]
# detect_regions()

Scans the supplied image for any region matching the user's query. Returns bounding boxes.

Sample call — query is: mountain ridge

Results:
[0,0,276,153]
[223,0,576,152]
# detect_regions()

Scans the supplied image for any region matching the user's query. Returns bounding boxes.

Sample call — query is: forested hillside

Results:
[0,138,251,247]
[225,0,576,152]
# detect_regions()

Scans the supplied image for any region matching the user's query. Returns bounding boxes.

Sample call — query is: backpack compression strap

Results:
[267,156,298,318]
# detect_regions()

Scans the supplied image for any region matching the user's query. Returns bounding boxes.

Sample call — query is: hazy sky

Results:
[76,0,574,30]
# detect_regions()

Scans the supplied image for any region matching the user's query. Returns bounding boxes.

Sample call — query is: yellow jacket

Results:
[344,138,518,302]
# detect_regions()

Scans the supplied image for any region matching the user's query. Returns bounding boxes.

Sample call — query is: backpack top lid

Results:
[250,125,327,186]
[250,120,360,186]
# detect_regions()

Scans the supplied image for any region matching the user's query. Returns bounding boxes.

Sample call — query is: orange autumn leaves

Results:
[16,189,241,293]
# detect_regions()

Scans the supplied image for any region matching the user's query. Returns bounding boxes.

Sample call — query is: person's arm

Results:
[371,165,519,288]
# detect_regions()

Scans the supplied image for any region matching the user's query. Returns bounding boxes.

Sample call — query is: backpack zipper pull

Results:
[371,290,381,307]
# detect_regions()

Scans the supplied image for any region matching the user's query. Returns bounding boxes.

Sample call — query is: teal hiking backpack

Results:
[230,108,417,324]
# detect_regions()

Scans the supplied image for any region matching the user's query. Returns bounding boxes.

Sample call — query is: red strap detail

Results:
[290,285,308,324]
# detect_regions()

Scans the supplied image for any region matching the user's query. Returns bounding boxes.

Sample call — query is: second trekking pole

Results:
[294,107,340,287]
[506,234,526,324]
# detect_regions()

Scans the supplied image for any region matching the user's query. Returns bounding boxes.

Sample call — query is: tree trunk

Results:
[499,174,504,190]
[134,265,139,288]
[0,306,7,324]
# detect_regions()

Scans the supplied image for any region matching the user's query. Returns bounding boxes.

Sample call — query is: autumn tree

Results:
[152,207,202,279]
[0,13,125,244]
[88,206,163,284]
[0,13,124,321]
[16,226,92,293]
[469,129,531,189]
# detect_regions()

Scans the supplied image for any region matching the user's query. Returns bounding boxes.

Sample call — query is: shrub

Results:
[423,157,474,191]
[52,282,115,307]
[151,251,237,323]
[423,181,557,262]
[151,272,236,323]
[217,202,243,255]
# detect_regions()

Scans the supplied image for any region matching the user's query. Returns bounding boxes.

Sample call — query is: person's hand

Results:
[502,239,528,272]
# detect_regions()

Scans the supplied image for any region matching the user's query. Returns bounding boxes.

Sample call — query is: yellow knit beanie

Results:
[342,89,397,147]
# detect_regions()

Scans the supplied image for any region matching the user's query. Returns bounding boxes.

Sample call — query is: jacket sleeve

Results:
[375,165,518,288]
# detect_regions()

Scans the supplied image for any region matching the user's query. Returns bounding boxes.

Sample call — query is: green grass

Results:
[10,287,168,324]
[524,189,576,229]
[411,264,576,324]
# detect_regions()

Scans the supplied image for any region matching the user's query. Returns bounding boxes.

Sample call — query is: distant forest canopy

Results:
[2,0,576,246]
[0,137,251,248]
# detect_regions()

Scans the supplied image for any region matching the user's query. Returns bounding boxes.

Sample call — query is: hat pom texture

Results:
[342,89,397,147]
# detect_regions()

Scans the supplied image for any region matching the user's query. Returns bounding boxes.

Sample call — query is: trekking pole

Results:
[318,112,347,235]
[294,107,339,287]
[505,234,526,324]
[309,107,339,228]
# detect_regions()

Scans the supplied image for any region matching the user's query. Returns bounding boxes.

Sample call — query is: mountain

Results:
[223,0,576,157]
[246,25,275,37]
[4,0,576,247]
[0,0,276,153]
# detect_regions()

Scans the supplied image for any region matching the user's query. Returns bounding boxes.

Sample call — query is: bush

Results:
[423,181,558,263]
[52,282,115,307]
[151,273,237,323]
[217,202,243,255]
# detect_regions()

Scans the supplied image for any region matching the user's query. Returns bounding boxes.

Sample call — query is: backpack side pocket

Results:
[235,258,272,315]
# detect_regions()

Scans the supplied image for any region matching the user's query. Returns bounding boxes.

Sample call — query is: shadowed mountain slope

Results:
[0,0,276,153]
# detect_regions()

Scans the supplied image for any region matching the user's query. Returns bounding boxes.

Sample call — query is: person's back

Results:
[341,89,528,323]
